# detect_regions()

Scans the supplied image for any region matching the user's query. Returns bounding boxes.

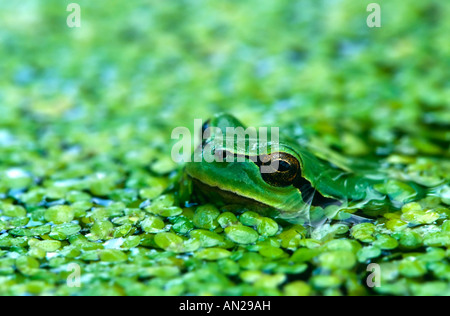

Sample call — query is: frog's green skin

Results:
[184,114,427,224]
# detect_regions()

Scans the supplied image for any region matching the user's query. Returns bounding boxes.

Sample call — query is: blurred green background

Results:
[0,0,449,296]
[1,0,449,150]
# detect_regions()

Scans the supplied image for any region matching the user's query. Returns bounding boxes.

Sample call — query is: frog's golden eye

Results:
[258,152,300,187]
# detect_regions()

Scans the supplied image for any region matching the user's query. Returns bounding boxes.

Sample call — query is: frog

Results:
[181,113,428,226]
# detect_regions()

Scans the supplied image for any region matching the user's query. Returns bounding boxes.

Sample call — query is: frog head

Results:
[185,113,325,220]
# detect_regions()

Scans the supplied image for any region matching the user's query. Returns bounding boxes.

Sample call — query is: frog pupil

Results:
[278,160,291,172]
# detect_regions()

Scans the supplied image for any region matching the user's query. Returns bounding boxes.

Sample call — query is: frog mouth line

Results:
[189,176,279,213]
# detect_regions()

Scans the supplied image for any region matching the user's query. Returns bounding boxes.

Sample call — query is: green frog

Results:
[181,113,428,226]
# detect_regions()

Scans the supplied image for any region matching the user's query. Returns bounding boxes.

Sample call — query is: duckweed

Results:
[318,251,356,270]
[140,216,166,233]
[257,218,280,237]
[193,205,220,230]
[0,0,448,297]
[225,225,259,244]
[100,249,128,263]
[44,206,75,224]
[238,252,264,270]
[30,240,62,252]
[2,204,27,218]
[258,246,286,259]
[397,231,423,249]
[373,234,399,250]
[398,258,427,278]
[195,248,232,261]
[154,232,185,252]
[401,210,441,225]
[357,246,382,263]
[89,220,114,240]
[190,229,226,248]
[283,281,312,296]
[350,223,377,243]
[217,212,239,228]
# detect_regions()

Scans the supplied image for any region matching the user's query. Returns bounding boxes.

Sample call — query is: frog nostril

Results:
[202,119,211,134]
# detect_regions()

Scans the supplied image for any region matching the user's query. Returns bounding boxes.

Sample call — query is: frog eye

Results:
[258,152,300,187]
